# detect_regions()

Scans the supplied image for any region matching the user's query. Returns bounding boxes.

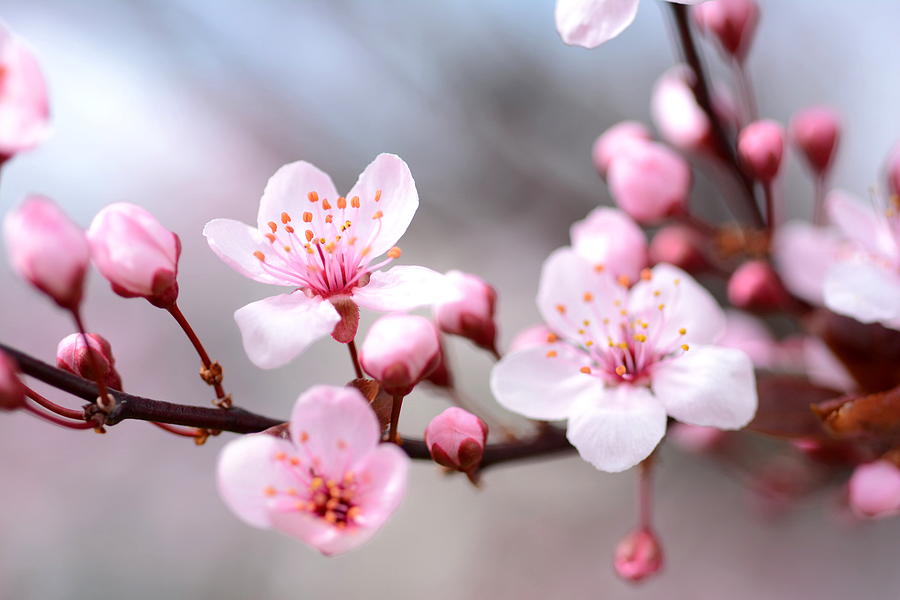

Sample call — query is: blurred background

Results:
[2,0,900,598]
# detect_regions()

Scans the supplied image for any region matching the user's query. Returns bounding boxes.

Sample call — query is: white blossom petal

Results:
[352,266,458,312]
[555,0,640,48]
[824,260,900,326]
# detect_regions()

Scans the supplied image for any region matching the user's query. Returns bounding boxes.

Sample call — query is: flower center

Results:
[249,188,401,297]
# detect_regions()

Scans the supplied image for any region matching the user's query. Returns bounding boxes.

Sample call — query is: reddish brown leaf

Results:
[812,387,900,443]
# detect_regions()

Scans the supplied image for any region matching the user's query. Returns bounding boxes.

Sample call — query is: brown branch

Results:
[0,343,574,469]
[668,4,764,228]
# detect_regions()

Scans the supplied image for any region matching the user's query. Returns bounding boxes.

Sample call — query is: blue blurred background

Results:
[2,1,900,598]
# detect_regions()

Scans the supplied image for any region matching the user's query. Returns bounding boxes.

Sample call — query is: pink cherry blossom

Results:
[360,314,441,395]
[790,106,840,175]
[692,0,759,61]
[718,309,776,368]
[848,461,900,519]
[0,24,50,161]
[591,121,650,177]
[570,207,648,283]
[56,332,122,390]
[0,350,25,411]
[820,191,900,328]
[424,407,488,473]
[555,0,710,49]
[217,385,408,556]
[433,271,498,352]
[3,195,89,310]
[607,141,692,224]
[204,154,454,368]
[88,203,181,307]
[491,249,757,472]
[649,224,708,273]
[651,65,712,153]
[772,218,843,305]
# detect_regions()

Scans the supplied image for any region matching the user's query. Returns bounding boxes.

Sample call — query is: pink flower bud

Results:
[738,120,785,182]
[591,121,651,178]
[0,25,51,162]
[692,0,759,61]
[88,203,181,307]
[570,207,648,283]
[848,461,900,519]
[360,314,441,395]
[651,65,712,154]
[0,351,26,411]
[607,141,692,224]
[886,144,900,199]
[614,528,663,583]
[433,271,498,353]
[3,195,89,310]
[424,407,488,473]
[56,333,122,390]
[790,107,840,175]
[727,260,788,311]
[648,225,708,273]
[508,324,557,353]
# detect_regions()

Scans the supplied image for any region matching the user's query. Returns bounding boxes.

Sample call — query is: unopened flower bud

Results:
[614,528,663,583]
[790,107,840,175]
[360,314,440,395]
[424,407,488,474]
[0,351,26,411]
[692,0,759,61]
[607,141,692,224]
[0,24,51,162]
[433,271,498,353]
[88,203,181,308]
[727,260,788,311]
[571,207,648,283]
[56,333,122,390]
[651,65,712,154]
[848,461,900,519]
[738,120,785,182]
[887,144,900,199]
[508,324,557,353]
[649,225,709,273]
[591,121,651,178]
[3,195,89,310]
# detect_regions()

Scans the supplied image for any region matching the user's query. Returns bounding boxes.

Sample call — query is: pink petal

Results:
[537,247,626,341]
[628,263,725,348]
[651,345,757,429]
[824,260,900,325]
[651,65,711,152]
[802,336,856,392]
[848,461,900,519]
[217,434,298,528]
[772,221,842,305]
[344,154,419,258]
[490,345,600,420]
[555,0,640,48]
[234,293,340,369]
[269,510,348,555]
[256,161,339,232]
[570,207,648,282]
[718,310,775,368]
[826,190,897,259]
[565,384,667,472]
[0,30,50,156]
[289,385,381,478]
[352,265,458,312]
[352,444,409,529]
[203,218,294,286]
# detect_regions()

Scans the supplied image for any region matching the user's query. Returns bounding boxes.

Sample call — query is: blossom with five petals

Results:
[204,154,455,368]
[490,249,757,472]
[217,385,408,556]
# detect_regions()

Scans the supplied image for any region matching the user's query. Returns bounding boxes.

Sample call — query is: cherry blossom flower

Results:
[204,154,455,368]
[772,219,843,306]
[490,249,756,472]
[217,385,408,556]
[570,207,648,283]
[0,23,50,162]
[555,0,709,49]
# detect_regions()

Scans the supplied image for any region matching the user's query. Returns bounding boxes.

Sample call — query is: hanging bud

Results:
[790,107,840,176]
[3,195,89,310]
[424,407,488,475]
[508,324,557,353]
[433,271,498,353]
[0,24,51,164]
[56,333,122,390]
[727,261,789,312]
[614,528,664,584]
[848,461,900,519]
[651,65,713,154]
[649,225,709,273]
[607,141,692,224]
[692,0,759,62]
[360,314,441,396]
[88,203,181,308]
[738,120,785,183]
[591,121,651,178]
[0,351,26,411]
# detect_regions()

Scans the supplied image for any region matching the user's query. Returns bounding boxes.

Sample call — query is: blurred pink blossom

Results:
[570,207,648,283]
[727,260,788,311]
[0,23,50,161]
[790,106,840,175]
[649,224,708,273]
[848,461,900,519]
[737,120,785,182]
[607,141,692,224]
[591,121,650,177]
[360,314,441,396]
[692,0,759,61]
[772,219,843,305]
[217,385,408,556]
[651,65,712,153]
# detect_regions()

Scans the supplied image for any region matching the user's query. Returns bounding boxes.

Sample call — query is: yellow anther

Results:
[583,292,594,302]
[387,246,402,259]
[653,290,661,297]
[582,319,590,326]
[361,246,372,257]
[289,457,300,466]
[253,251,265,262]
[319,237,326,244]
[305,230,314,242]
[577,329,585,335]
[300,431,310,442]
[267,221,277,233]
[674,278,681,285]
[546,333,558,343]
[274,452,286,460]
[283,245,292,253]
[634,333,647,342]
[281,212,291,224]
[324,511,338,524]
[374,189,382,202]
[617,343,627,350]
[546,350,558,358]
[620,309,627,316]
[322,198,332,210]
[585,340,594,347]
[658,304,665,311]
[640,268,652,281]
[372,210,384,220]
[343,471,355,483]
[580,366,592,374]
[310,477,323,490]
[681,344,690,351]
[679,328,686,335]
[308,191,319,203]
[594,264,605,273]
[284,225,295,234]
[263,486,277,497]
[302,212,313,223]
[337,197,347,209]
[615,365,627,376]
[556,304,566,315]
[325,214,334,223]
[325,242,336,253]
[264,233,276,243]
[347,506,362,520]
[351,196,361,208]
[617,274,631,287]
